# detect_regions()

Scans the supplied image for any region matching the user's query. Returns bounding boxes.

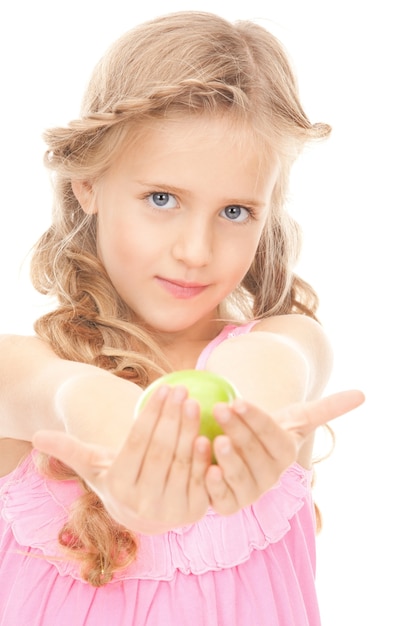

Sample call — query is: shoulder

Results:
[207,314,333,401]
[225,314,332,363]
[0,333,56,353]
[251,314,332,361]
[251,312,326,336]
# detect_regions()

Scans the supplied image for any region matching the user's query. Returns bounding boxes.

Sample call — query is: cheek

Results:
[219,230,262,283]
[96,216,140,271]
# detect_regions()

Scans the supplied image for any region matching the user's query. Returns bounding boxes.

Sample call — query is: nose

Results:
[172,215,213,268]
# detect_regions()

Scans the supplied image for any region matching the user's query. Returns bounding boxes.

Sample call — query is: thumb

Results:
[33,430,114,477]
[280,389,365,436]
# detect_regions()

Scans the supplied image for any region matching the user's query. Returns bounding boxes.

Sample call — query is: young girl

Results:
[0,11,364,626]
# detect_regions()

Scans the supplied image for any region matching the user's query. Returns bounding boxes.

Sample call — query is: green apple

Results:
[136,370,239,459]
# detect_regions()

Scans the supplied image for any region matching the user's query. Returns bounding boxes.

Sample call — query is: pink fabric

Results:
[0,324,321,625]
[195,322,258,370]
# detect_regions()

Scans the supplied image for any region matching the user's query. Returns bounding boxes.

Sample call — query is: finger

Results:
[213,401,296,469]
[205,444,240,515]
[111,384,171,480]
[137,385,188,487]
[212,435,263,509]
[166,398,201,491]
[165,431,211,524]
[186,436,212,517]
[276,389,365,436]
[33,430,114,478]
[223,388,364,444]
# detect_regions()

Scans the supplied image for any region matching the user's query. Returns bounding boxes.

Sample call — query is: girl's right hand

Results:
[32,385,212,534]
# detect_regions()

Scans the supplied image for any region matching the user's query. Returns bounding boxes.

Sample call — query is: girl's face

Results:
[75,115,279,337]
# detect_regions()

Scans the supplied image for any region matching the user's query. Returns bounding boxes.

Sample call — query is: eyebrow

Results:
[134,179,267,209]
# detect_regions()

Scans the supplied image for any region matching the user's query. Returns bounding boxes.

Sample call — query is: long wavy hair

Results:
[31,11,331,586]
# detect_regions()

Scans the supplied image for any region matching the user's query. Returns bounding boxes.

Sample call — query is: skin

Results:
[75,116,277,339]
[0,114,364,533]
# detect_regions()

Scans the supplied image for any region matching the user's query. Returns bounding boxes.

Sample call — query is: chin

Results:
[141,314,213,336]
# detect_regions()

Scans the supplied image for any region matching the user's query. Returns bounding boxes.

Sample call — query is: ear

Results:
[71,179,97,215]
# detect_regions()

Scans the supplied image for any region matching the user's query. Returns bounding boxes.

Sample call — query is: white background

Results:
[0,1,407,624]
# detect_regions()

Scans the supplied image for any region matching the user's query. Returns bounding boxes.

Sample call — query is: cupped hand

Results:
[33,387,364,530]
[33,385,212,534]
[205,389,365,515]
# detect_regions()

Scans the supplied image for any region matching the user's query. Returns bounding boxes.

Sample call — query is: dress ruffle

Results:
[0,452,312,583]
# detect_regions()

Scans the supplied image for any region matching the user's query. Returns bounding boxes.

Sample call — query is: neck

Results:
[152,320,226,371]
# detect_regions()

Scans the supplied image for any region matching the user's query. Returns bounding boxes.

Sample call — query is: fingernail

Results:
[173,386,187,402]
[196,437,208,454]
[215,406,231,423]
[218,438,231,455]
[231,399,247,415]
[156,385,170,399]
[184,399,198,419]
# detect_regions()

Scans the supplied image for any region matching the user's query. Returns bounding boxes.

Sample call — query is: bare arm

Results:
[25,315,363,532]
[206,315,333,406]
[0,334,142,448]
[0,315,330,450]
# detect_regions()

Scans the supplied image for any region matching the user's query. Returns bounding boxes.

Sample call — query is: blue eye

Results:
[148,192,177,209]
[221,205,250,222]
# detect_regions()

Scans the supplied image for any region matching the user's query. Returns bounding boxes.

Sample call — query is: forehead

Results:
[115,113,278,176]
[99,113,280,208]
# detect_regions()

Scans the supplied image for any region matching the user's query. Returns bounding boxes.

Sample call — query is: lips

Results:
[155,277,208,299]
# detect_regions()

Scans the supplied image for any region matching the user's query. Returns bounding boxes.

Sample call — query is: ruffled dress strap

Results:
[195,321,258,370]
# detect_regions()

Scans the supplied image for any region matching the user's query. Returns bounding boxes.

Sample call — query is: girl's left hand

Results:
[205,389,364,515]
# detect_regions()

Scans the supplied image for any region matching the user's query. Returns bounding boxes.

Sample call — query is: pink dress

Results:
[0,324,321,625]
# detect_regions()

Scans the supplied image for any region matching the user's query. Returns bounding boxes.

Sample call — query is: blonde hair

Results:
[31,11,331,586]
